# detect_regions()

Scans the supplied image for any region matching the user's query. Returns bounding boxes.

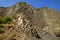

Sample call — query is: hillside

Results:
[0,2,60,40]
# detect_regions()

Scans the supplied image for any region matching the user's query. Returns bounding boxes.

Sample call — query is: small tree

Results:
[3,16,12,23]
[0,28,4,33]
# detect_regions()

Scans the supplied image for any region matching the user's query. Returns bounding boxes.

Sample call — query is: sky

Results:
[0,0,60,11]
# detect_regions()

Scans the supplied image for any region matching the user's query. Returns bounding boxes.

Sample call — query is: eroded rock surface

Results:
[0,2,60,40]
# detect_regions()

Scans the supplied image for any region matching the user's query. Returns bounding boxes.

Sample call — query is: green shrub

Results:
[0,16,12,24]
[2,16,12,23]
[0,28,4,33]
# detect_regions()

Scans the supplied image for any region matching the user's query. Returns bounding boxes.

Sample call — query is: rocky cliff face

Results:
[0,2,60,40]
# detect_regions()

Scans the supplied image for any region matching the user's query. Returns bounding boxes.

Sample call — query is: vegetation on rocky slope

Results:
[0,16,12,33]
[0,16,12,24]
[0,2,60,40]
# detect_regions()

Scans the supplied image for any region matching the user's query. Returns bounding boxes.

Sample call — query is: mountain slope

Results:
[0,2,60,40]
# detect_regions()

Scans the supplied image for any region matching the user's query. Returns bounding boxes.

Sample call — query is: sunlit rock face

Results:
[0,2,60,40]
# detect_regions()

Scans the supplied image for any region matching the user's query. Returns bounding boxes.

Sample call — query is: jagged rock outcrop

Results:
[0,2,60,40]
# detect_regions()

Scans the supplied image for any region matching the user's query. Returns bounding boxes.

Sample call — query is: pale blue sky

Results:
[0,0,60,11]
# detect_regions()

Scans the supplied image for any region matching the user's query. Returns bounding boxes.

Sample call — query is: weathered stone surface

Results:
[0,2,60,40]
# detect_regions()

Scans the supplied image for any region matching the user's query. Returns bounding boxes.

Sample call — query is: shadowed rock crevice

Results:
[55,34,60,37]
[31,30,41,39]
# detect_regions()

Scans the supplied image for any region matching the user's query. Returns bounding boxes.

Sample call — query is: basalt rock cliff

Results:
[0,2,60,40]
